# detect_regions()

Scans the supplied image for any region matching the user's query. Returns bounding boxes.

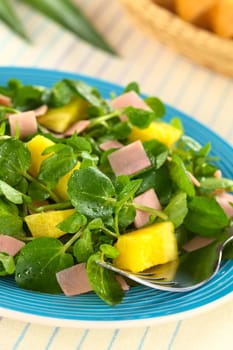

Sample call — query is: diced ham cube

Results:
[133,189,162,228]
[99,140,123,151]
[108,140,151,176]
[111,91,150,111]
[56,263,92,296]
[34,105,48,117]
[0,235,25,256]
[0,94,11,106]
[216,192,233,218]
[182,236,215,252]
[111,91,150,121]
[56,262,129,296]
[9,111,37,139]
[64,120,90,136]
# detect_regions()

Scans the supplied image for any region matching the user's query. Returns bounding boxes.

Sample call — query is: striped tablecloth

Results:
[0,1,233,349]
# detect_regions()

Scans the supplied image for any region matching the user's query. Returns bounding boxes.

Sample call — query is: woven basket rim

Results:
[120,0,233,77]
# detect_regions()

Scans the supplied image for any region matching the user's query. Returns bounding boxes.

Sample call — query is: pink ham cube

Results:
[9,111,37,139]
[111,91,150,111]
[134,189,162,228]
[108,140,151,176]
[0,235,25,256]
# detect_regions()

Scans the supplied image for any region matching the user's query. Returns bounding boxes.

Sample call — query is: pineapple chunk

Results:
[27,134,80,200]
[129,121,182,148]
[37,97,88,133]
[27,135,54,177]
[25,209,75,238]
[114,221,178,273]
[54,162,80,201]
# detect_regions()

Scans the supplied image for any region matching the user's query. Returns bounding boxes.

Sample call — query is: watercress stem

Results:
[101,226,118,238]
[134,203,168,220]
[24,172,61,203]
[34,201,72,212]
[114,207,120,237]
[89,110,120,127]
[62,229,83,252]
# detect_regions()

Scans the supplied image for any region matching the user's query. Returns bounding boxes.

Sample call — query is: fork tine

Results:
[140,278,178,285]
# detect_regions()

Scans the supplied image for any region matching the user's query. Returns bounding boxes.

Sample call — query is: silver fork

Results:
[96,234,233,292]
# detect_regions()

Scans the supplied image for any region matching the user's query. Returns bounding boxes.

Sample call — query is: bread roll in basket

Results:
[119,0,233,77]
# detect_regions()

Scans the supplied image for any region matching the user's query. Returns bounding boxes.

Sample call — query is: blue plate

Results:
[0,67,232,328]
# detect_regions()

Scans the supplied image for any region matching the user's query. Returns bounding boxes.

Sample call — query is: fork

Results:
[96,234,233,292]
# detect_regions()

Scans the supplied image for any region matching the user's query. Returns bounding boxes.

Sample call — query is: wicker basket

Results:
[120,0,233,77]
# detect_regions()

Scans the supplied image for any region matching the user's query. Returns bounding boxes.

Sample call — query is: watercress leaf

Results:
[136,165,172,206]
[114,175,130,195]
[100,244,119,259]
[73,228,94,262]
[164,192,188,228]
[143,139,168,168]
[57,212,87,233]
[178,241,221,283]
[176,135,202,153]
[144,96,166,119]
[154,151,169,169]
[79,151,98,168]
[199,142,212,157]
[0,138,31,186]
[0,215,23,236]
[195,162,217,178]
[12,85,44,111]
[117,179,142,202]
[0,180,24,204]
[14,177,28,195]
[222,239,233,259]
[118,204,136,230]
[15,237,74,293]
[38,145,77,189]
[7,79,22,94]
[65,134,92,153]
[41,143,65,155]
[64,79,102,107]
[0,252,15,276]
[0,199,23,235]
[28,181,50,200]
[46,80,74,107]
[184,196,229,237]
[68,167,116,219]
[125,106,155,129]
[170,117,183,132]
[111,121,131,140]
[123,81,140,94]
[200,177,233,192]
[169,154,195,197]
[0,198,19,216]
[87,218,103,230]
[86,253,124,305]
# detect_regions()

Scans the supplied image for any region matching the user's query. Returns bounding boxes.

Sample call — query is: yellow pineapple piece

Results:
[54,162,80,201]
[129,121,182,148]
[27,135,55,177]
[25,209,76,238]
[114,221,178,273]
[37,97,88,133]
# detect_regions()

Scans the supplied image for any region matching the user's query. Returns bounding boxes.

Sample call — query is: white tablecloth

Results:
[0,1,233,349]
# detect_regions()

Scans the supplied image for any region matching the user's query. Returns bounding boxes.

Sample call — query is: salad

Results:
[0,77,232,306]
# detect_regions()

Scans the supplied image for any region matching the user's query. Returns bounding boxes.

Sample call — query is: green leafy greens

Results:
[0,77,232,306]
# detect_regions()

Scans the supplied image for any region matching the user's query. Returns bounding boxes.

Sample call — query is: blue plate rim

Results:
[0,66,232,328]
